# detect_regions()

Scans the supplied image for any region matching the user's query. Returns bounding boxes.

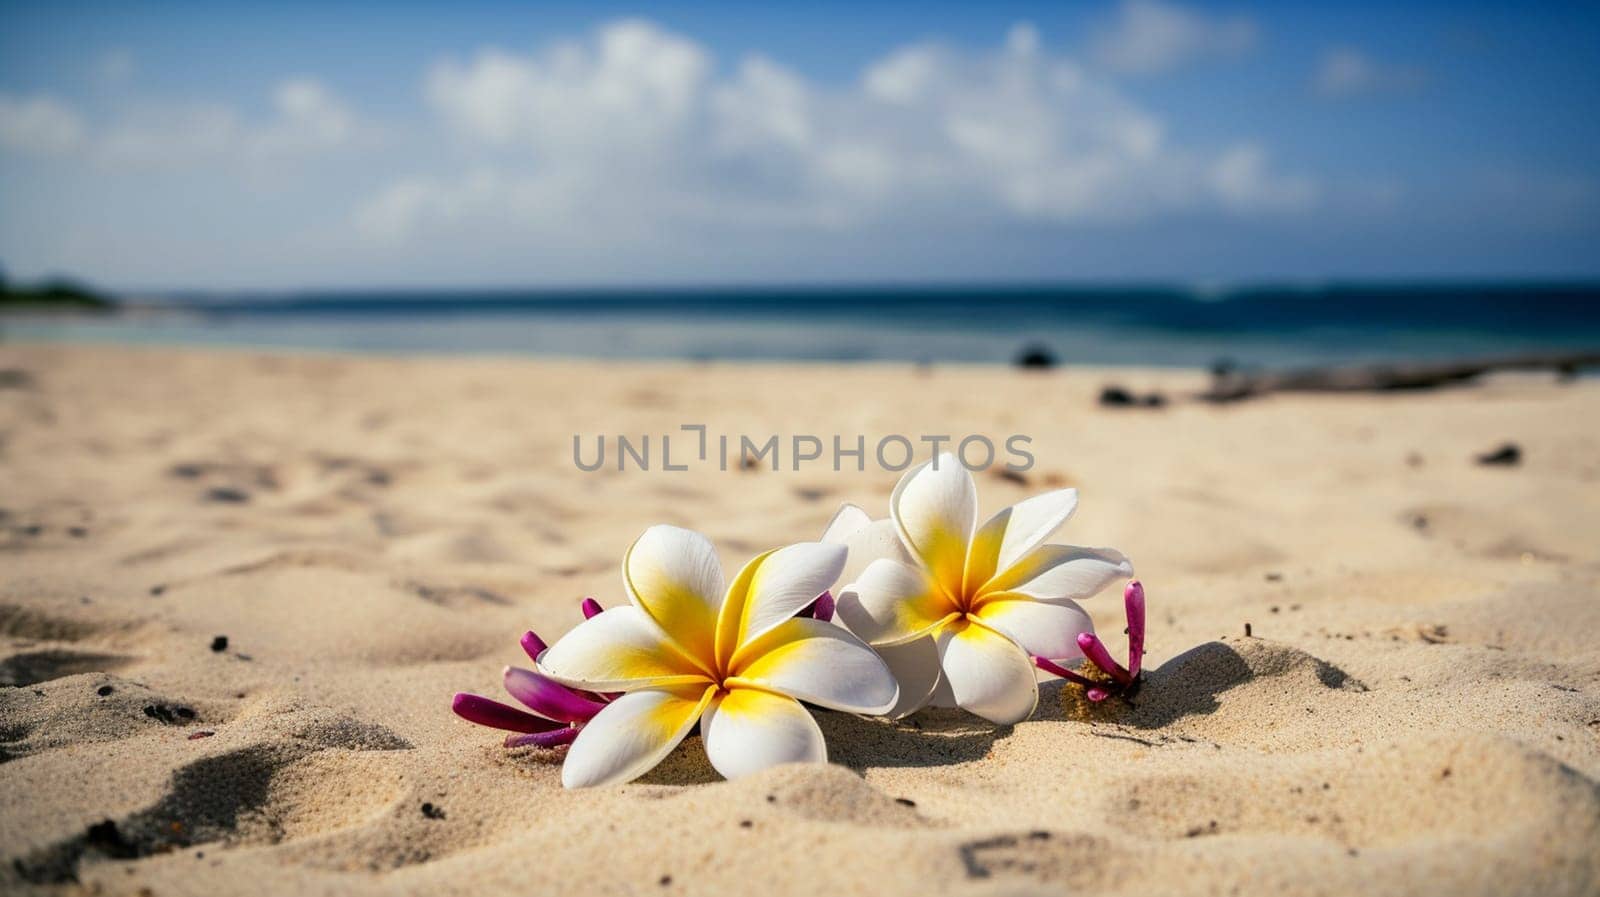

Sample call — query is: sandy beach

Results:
[2,343,1597,896]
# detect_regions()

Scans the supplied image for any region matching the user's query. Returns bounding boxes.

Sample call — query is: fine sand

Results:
[2,343,1598,896]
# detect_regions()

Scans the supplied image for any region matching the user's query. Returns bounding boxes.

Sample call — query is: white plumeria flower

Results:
[538,525,898,788]
[827,453,1132,725]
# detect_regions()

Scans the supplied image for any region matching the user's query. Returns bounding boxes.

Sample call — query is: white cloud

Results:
[354,169,513,242]
[0,93,87,155]
[256,78,359,153]
[1313,48,1425,98]
[101,77,365,166]
[360,19,1310,244]
[1089,0,1257,76]
[1210,145,1315,212]
[97,103,240,164]
[425,20,710,154]
[0,78,367,167]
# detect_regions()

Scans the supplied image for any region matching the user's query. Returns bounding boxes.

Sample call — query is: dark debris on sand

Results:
[0,369,36,390]
[1202,351,1600,403]
[1475,443,1521,467]
[143,704,198,725]
[1099,385,1168,409]
[1013,343,1058,369]
[992,468,1029,486]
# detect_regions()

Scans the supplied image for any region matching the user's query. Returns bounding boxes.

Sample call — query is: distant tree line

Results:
[0,263,114,310]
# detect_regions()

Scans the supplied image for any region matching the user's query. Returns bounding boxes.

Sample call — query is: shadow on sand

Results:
[634,638,1363,786]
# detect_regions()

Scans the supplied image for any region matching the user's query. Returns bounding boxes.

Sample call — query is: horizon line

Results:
[121,276,1600,302]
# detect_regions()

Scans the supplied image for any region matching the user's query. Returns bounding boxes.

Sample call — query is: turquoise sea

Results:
[6,284,1599,367]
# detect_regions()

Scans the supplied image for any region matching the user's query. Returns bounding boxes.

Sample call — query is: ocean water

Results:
[6,284,1599,367]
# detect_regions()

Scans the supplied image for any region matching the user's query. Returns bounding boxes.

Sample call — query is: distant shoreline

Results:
[4,282,1598,368]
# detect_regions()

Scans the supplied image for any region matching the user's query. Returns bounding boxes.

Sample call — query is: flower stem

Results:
[1033,655,1103,689]
[1076,632,1133,686]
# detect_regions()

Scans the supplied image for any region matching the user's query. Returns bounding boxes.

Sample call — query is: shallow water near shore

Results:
[7,283,1600,366]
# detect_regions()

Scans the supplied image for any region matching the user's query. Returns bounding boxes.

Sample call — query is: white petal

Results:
[561,686,715,788]
[983,545,1133,603]
[716,542,846,662]
[819,502,873,544]
[889,452,977,598]
[966,489,1078,593]
[731,617,899,714]
[538,606,712,690]
[701,688,825,779]
[928,668,956,707]
[991,489,1079,570]
[971,597,1093,661]
[623,525,725,661]
[875,637,943,719]
[937,621,1039,725]
[835,558,957,646]
[829,515,913,594]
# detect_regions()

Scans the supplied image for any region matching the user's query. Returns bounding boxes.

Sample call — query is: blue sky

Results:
[2,1,1597,290]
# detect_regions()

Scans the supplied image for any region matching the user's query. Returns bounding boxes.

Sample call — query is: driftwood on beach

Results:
[1198,351,1600,403]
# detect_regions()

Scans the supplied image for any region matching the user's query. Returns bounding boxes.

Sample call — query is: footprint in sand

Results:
[0,603,138,688]
[6,712,412,884]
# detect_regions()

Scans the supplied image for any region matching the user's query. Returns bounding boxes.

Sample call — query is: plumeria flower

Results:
[827,453,1132,725]
[1036,579,1146,702]
[453,591,834,750]
[451,598,613,748]
[536,525,898,788]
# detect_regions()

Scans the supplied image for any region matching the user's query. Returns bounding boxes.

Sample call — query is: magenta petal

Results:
[801,591,835,622]
[504,727,580,749]
[520,630,548,663]
[452,693,563,733]
[1033,655,1102,689]
[1086,687,1112,703]
[580,598,603,619]
[1076,632,1132,685]
[503,666,606,723]
[1124,580,1146,679]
